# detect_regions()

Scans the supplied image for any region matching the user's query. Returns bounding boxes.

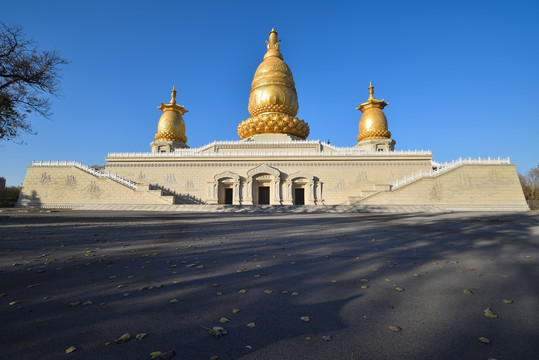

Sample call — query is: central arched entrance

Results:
[246,164,281,205]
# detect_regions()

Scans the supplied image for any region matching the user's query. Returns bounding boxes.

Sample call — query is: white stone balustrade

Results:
[107,140,432,158]
[392,157,510,189]
[32,160,137,190]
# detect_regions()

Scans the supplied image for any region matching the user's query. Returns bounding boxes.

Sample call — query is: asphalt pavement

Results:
[0,209,538,360]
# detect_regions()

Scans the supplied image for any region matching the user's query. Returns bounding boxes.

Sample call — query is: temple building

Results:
[17,29,528,211]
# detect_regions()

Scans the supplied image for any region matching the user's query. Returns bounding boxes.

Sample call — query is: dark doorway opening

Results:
[224,188,233,204]
[294,188,305,205]
[258,186,270,205]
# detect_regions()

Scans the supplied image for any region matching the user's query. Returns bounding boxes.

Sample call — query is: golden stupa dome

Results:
[238,29,309,140]
[356,83,391,142]
[155,86,187,144]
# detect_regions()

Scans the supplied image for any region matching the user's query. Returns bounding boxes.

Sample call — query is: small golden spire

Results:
[356,83,391,142]
[155,87,188,144]
[264,28,282,59]
[171,85,177,104]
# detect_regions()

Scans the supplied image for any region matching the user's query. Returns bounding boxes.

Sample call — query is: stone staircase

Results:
[347,184,390,204]
[136,183,185,204]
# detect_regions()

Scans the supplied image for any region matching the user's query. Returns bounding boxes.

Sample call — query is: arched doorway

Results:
[286,171,318,205]
[212,171,241,205]
[246,164,281,205]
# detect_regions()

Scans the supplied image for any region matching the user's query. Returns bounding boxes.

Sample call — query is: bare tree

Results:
[518,164,539,201]
[0,22,68,142]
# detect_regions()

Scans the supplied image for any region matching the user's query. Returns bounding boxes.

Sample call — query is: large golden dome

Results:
[356,83,391,142]
[238,29,309,140]
[155,86,187,144]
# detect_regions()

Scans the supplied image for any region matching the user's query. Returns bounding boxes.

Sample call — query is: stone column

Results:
[282,180,293,205]
[233,180,240,205]
[273,179,281,204]
[245,178,253,205]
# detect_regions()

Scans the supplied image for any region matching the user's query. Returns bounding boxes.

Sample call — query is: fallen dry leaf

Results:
[300,316,310,322]
[115,333,130,343]
[264,290,272,294]
[484,308,498,319]
[169,299,179,303]
[150,351,162,359]
[219,317,229,323]
[395,287,404,292]
[388,325,402,332]
[463,289,473,295]
[502,299,513,304]
[478,337,491,344]
[136,333,147,341]
[247,322,255,328]
[203,326,227,337]
[65,346,77,354]
[238,289,247,294]
[322,335,332,341]
[232,309,240,313]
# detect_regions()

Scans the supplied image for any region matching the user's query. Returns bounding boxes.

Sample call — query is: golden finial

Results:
[368,82,374,99]
[171,85,177,104]
[264,28,282,60]
[266,28,280,50]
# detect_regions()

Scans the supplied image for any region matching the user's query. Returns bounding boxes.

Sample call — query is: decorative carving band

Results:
[248,104,297,117]
[155,131,187,143]
[238,113,309,139]
[357,129,391,142]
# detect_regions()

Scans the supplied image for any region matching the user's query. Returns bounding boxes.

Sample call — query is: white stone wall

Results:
[18,166,168,207]
[104,156,432,205]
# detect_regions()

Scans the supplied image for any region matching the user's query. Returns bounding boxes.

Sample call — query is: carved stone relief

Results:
[40,172,51,183]
[430,181,443,201]
[65,175,77,186]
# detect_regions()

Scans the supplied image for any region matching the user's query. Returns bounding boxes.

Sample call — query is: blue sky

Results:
[1,0,538,186]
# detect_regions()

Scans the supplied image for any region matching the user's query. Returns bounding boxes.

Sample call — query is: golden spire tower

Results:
[355,83,395,152]
[150,86,189,152]
[237,28,310,140]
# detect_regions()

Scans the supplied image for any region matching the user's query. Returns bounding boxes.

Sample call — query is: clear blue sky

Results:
[1,0,538,186]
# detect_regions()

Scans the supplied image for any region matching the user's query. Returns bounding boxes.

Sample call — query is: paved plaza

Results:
[0,209,538,359]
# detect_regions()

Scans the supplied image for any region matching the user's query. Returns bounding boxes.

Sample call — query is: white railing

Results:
[392,156,510,189]
[107,139,432,158]
[32,160,138,190]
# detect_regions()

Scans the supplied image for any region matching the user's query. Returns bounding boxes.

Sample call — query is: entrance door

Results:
[224,188,233,204]
[294,188,305,205]
[258,186,270,205]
